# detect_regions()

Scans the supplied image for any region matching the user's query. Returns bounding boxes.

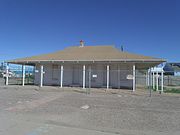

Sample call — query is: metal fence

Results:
[136,70,180,93]
[1,66,180,94]
[35,66,134,89]
[0,66,35,86]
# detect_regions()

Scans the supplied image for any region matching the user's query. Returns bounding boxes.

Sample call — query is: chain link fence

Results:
[0,65,35,86]
[136,70,180,94]
[42,68,134,90]
[1,65,180,94]
[161,72,180,93]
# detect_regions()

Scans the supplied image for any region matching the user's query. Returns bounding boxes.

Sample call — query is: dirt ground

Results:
[0,85,180,135]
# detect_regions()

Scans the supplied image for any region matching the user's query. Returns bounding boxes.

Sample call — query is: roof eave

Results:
[7,59,166,64]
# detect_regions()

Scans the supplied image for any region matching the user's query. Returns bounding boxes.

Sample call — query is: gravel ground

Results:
[0,85,180,135]
[0,78,5,85]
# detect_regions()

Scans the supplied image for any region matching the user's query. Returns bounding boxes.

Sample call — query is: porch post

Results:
[161,70,164,93]
[22,65,25,86]
[60,65,63,88]
[40,65,44,87]
[152,71,155,89]
[83,65,86,89]
[133,64,136,92]
[156,71,159,91]
[5,64,9,85]
[107,65,109,89]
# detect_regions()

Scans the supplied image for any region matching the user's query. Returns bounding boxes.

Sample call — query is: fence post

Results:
[22,65,25,86]
[5,64,9,85]
[88,66,91,94]
[83,65,86,89]
[161,70,164,93]
[156,71,159,91]
[147,69,149,86]
[107,65,110,89]
[133,65,136,92]
[60,65,63,88]
[40,65,44,87]
[149,68,152,97]
[152,71,155,89]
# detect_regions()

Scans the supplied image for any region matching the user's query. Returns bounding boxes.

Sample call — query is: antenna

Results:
[121,45,124,52]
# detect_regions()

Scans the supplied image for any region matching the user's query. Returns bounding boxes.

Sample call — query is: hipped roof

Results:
[8,45,165,64]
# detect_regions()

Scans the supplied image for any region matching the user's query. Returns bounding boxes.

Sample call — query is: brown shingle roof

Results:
[8,45,165,63]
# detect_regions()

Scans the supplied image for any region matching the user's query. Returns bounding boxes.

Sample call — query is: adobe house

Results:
[7,41,165,91]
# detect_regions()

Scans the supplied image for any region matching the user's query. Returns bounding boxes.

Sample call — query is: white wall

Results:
[63,65,73,86]
[34,63,133,89]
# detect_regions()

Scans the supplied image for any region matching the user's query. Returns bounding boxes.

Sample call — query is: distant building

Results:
[152,62,180,76]
[169,63,180,76]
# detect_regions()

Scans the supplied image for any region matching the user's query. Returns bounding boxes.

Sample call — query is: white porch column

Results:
[22,65,25,86]
[107,65,110,89]
[83,65,86,89]
[60,65,63,88]
[133,65,136,92]
[5,64,9,85]
[40,65,44,87]
[152,71,155,89]
[161,70,164,93]
[156,71,159,91]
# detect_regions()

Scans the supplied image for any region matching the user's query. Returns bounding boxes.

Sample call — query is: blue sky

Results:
[0,0,179,62]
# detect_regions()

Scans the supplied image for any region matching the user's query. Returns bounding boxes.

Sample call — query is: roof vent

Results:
[80,40,84,47]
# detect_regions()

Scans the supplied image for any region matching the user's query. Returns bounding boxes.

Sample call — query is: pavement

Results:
[0,85,180,135]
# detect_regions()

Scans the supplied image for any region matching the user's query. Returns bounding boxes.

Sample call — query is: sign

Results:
[92,74,97,78]
[35,70,39,73]
[127,74,133,80]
